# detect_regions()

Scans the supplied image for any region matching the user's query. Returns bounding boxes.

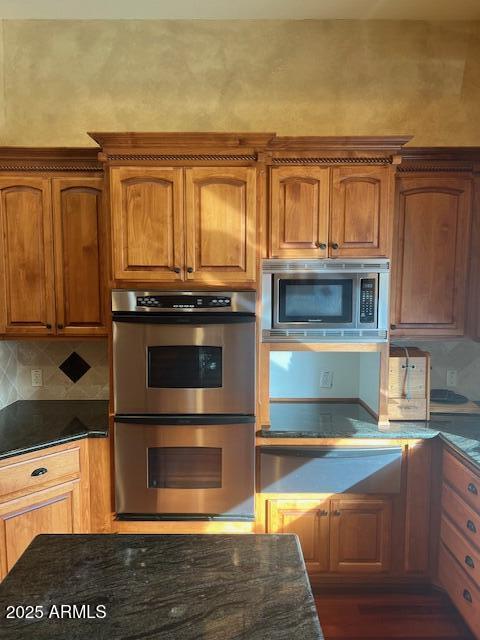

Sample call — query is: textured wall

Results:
[1,19,479,146]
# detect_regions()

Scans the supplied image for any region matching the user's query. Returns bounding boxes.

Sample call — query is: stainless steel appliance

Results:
[112,290,256,415]
[112,290,256,520]
[115,416,255,519]
[262,258,390,342]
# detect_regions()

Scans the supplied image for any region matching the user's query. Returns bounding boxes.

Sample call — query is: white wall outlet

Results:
[319,370,333,389]
[31,369,43,387]
[446,368,458,388]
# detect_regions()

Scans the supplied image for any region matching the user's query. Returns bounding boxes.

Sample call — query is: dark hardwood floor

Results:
[314,589,475,640]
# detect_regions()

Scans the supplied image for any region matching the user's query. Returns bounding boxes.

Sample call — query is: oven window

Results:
[278,279,353,323]
[147,346,222,388]
[148,447,222,489]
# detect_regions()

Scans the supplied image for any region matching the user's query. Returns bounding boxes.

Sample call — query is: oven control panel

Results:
[359,279,376,323]
[136,295,232,309]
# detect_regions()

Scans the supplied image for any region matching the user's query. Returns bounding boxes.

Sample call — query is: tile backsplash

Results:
[0,340,109,410]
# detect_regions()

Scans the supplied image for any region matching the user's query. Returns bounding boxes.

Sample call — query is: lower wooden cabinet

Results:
[266,495,392,576]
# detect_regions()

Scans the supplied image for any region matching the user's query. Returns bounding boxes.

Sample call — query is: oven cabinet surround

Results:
[269,165,393,259]
[256,439,435,585]
[438,447,480,639]
[390,147,480,339]
[0,440,94,580]
[0,149,107,337]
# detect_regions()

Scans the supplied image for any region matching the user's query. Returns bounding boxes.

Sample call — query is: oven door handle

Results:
[112,313,255,324]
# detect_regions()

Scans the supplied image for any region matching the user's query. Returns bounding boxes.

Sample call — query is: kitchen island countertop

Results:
[259,402,480,469]
[0,533,323,640]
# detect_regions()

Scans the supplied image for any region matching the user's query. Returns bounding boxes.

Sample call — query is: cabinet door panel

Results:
[52,178,106,335]
[330,498,391,573]
[267,498,330,573]
[110,167,184,282]
[331,166,391,257]
[185,168,256,285]
[270,167,329,257]
[392,177,471,335]
[0,178,55,335]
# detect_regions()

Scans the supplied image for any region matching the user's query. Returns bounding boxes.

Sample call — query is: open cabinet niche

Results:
[258,343,389,427]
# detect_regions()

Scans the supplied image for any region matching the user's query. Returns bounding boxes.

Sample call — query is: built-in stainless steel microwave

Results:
[261,259,389,342]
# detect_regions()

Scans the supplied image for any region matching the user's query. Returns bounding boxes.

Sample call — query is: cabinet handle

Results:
[31,467,48,477]
[57,324,64,330]
[390,324,397,330]
[463,589,473,604]
[46,324,52,329]
[331,243,339,250]
[319,510,328,516]
[187,267,194,274]
[173,266,181,274]
[465,555,475,569]
[332,510,341,516]
[468,483,478,495]
[467,520,477,533]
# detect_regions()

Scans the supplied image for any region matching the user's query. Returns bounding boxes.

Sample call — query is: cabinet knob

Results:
[331,243,339,250]
[463,589,473,604]
[332,510,341,516]
[390,324,397,330]
[31,467,48,477]
[316,242,327,250]
[467,482,478,495]
[465,555,475,569]
[187,267,194,274]
[319,510,328,517]
[173,266,181,274]
[46,323,52,330]
[57,324,64,330]
[467,520,477,533]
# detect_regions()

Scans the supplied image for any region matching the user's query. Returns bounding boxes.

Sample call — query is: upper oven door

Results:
[113,314,255,415]
[273,273,357,328]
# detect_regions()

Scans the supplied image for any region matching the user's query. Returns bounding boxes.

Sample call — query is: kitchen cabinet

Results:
[0,174,106,337]
[269,165,392,258]
[110,166,257,286]
[265,495,392,575]
[391,175,472,337]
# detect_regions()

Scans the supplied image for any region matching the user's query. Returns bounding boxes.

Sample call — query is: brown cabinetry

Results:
[392,175,472,336]
[265,495,392,576]
[110,166,256,286]
[0,172,106,337]
[269,165,392,258]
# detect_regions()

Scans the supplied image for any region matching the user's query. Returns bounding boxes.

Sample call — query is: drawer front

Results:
[444,449,480,514]
[441,515,480,588]
[439,543,480,639]
[0,448,80,500]
[442,483,480,550]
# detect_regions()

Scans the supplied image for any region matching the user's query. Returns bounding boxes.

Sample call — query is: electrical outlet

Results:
[319,371,333,389]
[446,368,458,388]
[31,369,43,387]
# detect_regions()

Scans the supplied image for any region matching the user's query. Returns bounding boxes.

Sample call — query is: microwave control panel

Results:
[136,295,231,309]
[359,279,376,323]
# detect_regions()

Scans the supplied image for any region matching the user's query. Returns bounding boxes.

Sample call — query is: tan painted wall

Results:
[1,20,479,146]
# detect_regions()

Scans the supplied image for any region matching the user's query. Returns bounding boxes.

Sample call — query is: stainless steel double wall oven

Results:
[112,290,256,520]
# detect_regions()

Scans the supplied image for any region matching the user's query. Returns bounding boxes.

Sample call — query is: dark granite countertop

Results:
[0,533,323,640]
[259,402,480,470]
[0,400,109,460]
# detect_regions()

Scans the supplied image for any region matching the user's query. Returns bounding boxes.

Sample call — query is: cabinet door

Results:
[0,481,81,578]
[392,176,472,336]
[330,166,391,257]
[270,167,330,258]
[0,178,55,335]
[267,498,330,574]
[185,167,256,285]
[329,498,391,573]
[110,167,184,282]
[52,178,107,336]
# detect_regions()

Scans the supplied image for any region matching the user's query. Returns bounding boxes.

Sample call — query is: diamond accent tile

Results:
[59,352,91,383]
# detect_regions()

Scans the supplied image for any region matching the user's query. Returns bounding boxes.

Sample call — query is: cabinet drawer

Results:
[439,543,480,639]
[0,448,80,500]
[443,449,480,514]
[442,483,480,551]
[441,515,480,588]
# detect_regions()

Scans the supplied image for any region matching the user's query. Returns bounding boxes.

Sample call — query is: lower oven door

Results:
[115,417,255,519]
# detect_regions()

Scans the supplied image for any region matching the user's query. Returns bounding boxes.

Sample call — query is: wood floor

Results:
[314,589,475,640]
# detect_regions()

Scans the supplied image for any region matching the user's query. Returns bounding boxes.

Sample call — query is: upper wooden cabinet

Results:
[0,150,106,337]
[269,165,392,259]
[109,165,257,286]
[391,175,472,336]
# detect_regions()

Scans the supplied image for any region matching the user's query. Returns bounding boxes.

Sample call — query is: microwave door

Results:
[274,276,355,329]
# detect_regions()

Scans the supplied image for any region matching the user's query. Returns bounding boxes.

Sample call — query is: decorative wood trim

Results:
[272,156,393,165]
[88,131,275,151]
[268,136,413,152]
[397,166,473,173]
[0,148,102,172]
[106,153,257,162]
[0,164,102,172]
